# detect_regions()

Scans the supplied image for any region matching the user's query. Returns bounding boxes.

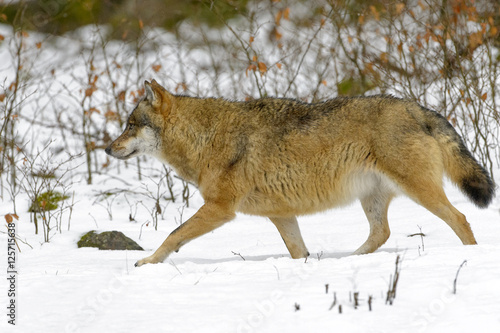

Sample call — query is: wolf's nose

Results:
[105,146,112,155]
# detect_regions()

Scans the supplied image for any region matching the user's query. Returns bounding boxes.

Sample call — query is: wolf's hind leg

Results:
[269,216,309,259]
[400,179,477,245]
[353,189,393,255]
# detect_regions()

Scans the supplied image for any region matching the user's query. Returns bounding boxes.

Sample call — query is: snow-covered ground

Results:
[1,165,499,333]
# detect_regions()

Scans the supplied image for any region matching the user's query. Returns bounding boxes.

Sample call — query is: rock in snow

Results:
[77,230,143,251]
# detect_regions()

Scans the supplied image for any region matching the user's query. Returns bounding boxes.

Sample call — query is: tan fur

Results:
[105,80,495,266]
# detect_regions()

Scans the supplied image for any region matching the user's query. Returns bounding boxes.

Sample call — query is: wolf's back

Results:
[422,108,495,208]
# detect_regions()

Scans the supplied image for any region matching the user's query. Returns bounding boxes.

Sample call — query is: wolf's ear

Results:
[144,80,172,110]
[144,80,159,104]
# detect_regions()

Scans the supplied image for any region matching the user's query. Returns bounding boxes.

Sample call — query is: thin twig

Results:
[328,292,337,311]
[453,260,467,294]
[386,255,402,305]
[231,251,246,261]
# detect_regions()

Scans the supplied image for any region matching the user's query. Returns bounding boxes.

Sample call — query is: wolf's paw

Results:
[135,255,162,267]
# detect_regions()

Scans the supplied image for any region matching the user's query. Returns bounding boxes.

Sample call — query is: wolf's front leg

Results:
[135,202,236,267]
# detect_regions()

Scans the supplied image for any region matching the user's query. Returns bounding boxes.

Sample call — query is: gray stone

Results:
[77,230,143,251]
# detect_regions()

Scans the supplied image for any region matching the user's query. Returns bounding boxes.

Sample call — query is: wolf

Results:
[105,80,495,267]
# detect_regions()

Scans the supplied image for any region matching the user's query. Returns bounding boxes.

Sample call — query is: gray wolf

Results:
[105,80,495,266]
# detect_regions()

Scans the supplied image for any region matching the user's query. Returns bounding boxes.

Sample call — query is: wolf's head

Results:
[105,80,171,160]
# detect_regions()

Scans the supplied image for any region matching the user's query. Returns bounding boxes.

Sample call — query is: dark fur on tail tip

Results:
[461,170,495,208]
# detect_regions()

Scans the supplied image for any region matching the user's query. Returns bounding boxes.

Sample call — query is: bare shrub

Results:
[17,144,79,242]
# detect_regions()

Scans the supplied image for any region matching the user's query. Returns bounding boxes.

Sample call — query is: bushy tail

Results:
[424,109,495,208]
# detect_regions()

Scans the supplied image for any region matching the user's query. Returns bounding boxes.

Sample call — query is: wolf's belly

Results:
[236,170,398,217]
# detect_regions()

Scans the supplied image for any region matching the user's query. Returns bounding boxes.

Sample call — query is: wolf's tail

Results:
[422,109,495,208]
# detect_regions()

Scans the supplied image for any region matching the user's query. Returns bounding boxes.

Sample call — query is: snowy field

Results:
[1,165,499,333]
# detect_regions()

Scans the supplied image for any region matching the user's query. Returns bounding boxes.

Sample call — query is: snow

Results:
[1,165,499,333]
